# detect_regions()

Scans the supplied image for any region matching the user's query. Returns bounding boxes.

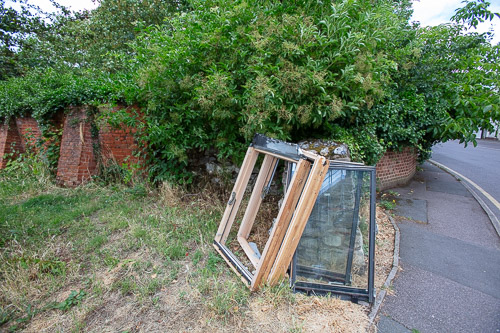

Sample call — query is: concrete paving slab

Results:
[395,198,427,223]
[426,177,472,197]
[398,221,500,299]
[424,191,500,250]
[416,163,442,180]
[380,264,500,333]
[420,162,443,174]
[420,163,472,197]
[386,179,427,200]
[377,315,411,333]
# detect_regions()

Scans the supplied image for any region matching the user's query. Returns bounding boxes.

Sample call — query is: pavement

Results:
[376,162,500,333]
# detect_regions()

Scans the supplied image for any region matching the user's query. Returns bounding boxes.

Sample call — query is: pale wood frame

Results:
[213,141,329,291]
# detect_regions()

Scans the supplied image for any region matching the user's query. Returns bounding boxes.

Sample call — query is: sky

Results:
[412,0,500,44]
[33,0,98,12]
[6,0,500,45]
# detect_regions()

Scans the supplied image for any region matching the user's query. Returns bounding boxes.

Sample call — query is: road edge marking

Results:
[429,159,500,238]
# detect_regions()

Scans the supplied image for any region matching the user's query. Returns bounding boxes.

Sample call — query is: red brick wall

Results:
[0,119,24,169]
[15,117,42,152]
[56,107,98,186]
[376,147,417,190]
[1,106,142,184]
[98,106,142,169]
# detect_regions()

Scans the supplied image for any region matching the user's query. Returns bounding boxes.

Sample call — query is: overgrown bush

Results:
[131,0,412,174]
[0,0,498,183]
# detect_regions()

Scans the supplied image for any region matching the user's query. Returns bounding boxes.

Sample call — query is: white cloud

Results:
[412,0,461,26]
[5,0,98,13]
[36,0,98,12]
[411,0,500,44]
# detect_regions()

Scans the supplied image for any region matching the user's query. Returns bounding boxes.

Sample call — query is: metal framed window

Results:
[288,162,376,303]
[213,134,329,291]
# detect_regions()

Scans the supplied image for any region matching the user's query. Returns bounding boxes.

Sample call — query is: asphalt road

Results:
[432,139,500,223]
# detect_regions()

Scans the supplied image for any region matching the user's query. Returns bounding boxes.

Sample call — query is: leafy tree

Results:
[451,0,500,28]
[38,0,186,70]
[376,1,500,159]
[0,0,499,183]
[2,0,187,74]
[0,0,52,78]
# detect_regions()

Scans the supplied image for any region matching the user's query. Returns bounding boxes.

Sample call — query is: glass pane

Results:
[295,168,372,289]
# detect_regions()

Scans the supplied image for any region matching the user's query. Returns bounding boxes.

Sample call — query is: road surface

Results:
[432,139,500,228]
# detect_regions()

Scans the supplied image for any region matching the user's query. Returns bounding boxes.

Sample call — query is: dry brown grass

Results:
[374,207,396,289]
[1,176,395,333]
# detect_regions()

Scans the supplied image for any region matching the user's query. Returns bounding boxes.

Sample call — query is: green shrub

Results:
[1,0,498,183]
[130,0,411,179]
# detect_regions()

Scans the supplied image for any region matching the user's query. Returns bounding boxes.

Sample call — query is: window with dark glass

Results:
[289,163,376,303]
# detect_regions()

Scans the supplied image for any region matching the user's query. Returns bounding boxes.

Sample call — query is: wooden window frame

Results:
[213,134,329,291]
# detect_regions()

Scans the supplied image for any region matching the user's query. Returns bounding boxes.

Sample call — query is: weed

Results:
[0,306,14,326]
[381,284,394,291]
[207,279,250,318]
[387,190,400,197]
[141,278,162,297]
[1,190,104,247]
[1,172,231,329]
[109,216,129,231]
[102,252,120,269]
[71,318,86,332]
[191,249,203,266]
[259,280,296,307]
[379,199,396,210]
[125,183,148,198]
[289,316,304,332]
[205,251,222,273]
[113,276,137,296]
[7,256,67,277]
[86,234,108,252]
[133,227,148,240]
[0,139,52,183]
[92,280,104,297]
[51,290,87,311]
[163,241,188,260]
[17,304,37,324]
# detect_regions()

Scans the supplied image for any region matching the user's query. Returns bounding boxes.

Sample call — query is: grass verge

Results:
[1,168,394,332]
